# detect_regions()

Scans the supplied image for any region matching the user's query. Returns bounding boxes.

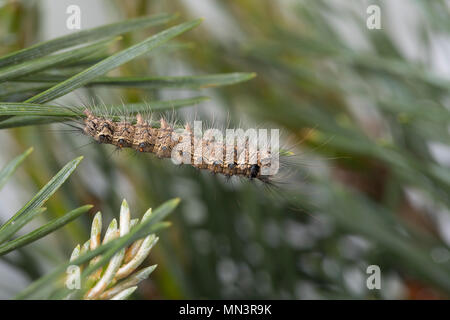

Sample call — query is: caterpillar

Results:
[81,109,280,183]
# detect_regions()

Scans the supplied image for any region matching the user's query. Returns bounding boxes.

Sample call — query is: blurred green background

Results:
[1,0,450,299]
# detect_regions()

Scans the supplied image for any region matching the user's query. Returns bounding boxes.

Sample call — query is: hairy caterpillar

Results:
[80,109,280,183]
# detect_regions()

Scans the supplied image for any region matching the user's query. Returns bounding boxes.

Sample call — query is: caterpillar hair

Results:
[76,106,282,184]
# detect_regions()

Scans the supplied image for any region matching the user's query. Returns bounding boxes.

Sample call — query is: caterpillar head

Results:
[250,164,260,179]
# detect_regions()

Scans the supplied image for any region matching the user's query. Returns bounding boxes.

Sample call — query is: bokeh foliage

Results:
[0,0,449,299]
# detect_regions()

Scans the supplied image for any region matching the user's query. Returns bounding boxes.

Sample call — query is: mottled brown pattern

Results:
[83,110,273,181]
